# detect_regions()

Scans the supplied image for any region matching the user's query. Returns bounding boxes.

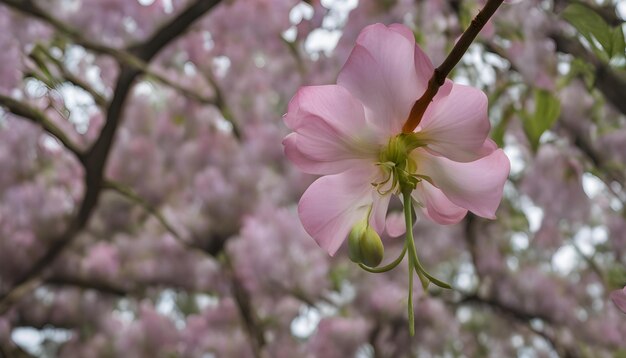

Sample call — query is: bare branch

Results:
[0,93,85,161]
[223,253,267,358]
[46,276,129,296]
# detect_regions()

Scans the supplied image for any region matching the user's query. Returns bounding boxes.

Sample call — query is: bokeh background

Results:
[0,0,625,357]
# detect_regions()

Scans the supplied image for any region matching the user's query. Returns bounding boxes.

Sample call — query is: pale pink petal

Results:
[370,192,391,234]
[416,83,491,162]
[478,138,498,156]
[413,181,468,225]
[285,85,365,134]
[413,43,435,87]
[385,211,406,238]
[298,166,381,256]
[389,22,436,93]
[337,23,427,136]
[388,23,415,42]
[414,149,510,219]
[283,134,369,175]
[610,287,626,313]
[283,85,379,175]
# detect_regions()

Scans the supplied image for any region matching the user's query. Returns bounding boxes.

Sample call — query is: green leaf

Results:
[523,89,561,152]
[611,26,626,60]
[562,3,622,59]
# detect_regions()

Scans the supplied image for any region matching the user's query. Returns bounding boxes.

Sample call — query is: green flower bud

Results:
[347,221,384,267]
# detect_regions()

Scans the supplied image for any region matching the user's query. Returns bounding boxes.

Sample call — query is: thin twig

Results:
[103,180,183,240]
[402,0,505,132]
[0,93,85,161]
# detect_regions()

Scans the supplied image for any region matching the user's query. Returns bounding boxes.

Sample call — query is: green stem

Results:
[408,254,415,337]
[359,243,407,273]
[403,190,452,290]
[403,191,430,289]
[403,190,417,336]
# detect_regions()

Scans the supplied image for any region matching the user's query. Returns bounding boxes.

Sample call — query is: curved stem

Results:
[359,243,407,273]
[402,190,452,290]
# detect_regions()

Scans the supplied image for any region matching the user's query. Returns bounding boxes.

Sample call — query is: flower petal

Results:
[416,83,491,162]
[385,211,406,238]
[415,149,510,219]
[413,181,468,225]
[337,23,428,136]
[610,287,626,314]
[283,134,368,175]
[283,85,379,175]
[370,192,391,234]
[298,166,381,255]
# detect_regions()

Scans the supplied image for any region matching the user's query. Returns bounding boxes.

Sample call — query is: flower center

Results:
[373,133,426,195]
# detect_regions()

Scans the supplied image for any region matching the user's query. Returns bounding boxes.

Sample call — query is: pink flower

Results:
[283,23,510,255]
[610,287,626,314]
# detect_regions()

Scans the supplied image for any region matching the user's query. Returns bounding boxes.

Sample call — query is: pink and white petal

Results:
[610,287,626,313]
[416,83,491,162]
[414,45,436,88]
[337,23,425,136]
[414,149,510,219]
[283,85,380,174]
[385,211,406,238]
[285,85,367,135]
[413,181,468,225]
[298,166,381,256]
[388,23,435,84]
[388,23,415,42]
[283,133,370,175]
[370,192,391,234]
[478,138,498,156]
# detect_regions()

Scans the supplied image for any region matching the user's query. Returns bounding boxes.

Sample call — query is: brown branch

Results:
[0,93,85,161]
[402,0,505,132]
[46,276,129,296]
[204,70,242,139]
[224,253,267,358]
[0,0,224,314]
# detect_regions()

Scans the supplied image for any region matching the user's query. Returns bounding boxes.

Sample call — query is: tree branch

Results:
[46,276,129,296]
[223,253,267,358]
[0,93,85,161]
